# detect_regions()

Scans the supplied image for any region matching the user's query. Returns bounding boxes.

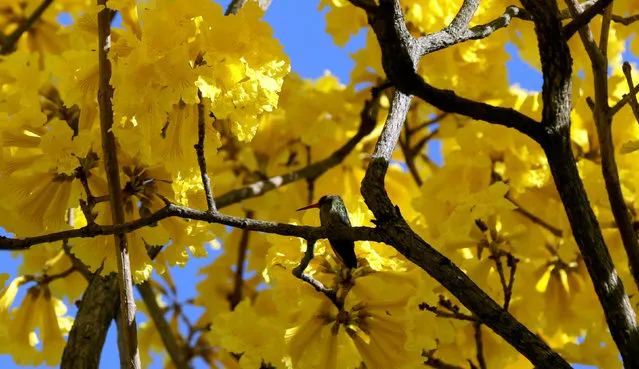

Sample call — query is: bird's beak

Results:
[296,202,320,211]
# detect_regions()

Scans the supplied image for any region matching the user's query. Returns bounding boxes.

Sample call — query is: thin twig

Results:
[622,62,639,125]
[97,2,141,367]
[410,128,439,157]
[0,0,54,54]
[563,0,613,39]
[195,90,216,213]
[399,121,423,186]
[305,146,315,204]
[0,202,384,250]
[225,0,273,15]
[291,239,342,309]
[505,253,518,310]
[424,356,465,369]
[292,239,317,278]
[137,281,190,369]
[491,251,509,304]
[473,321,487,369]
[611,14,639,25]
[508,195,563,237]
[418,298,477,322]
[230,210,253,310]
[27,266,77,285]
[610,81,639,117]
[408,113,448,134]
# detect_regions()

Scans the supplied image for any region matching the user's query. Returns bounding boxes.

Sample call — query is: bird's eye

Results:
[319,195,327,203]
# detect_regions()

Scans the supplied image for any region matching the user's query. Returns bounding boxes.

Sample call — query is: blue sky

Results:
[1,0,638,368]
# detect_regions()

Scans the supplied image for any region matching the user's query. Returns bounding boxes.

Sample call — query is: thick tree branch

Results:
[97,2,141,367]
[578,0,639,288]
[351,0,545,143]
[137,281,191,369]
[522,0,639,366]
[360,90,571,368]
[566,0,639,292]
[61,273,120,369]
[0,0,54,55]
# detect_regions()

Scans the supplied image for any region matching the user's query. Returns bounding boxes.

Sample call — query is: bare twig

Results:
[213,89,378,208]
[195,90,217,213]
[418,299,477,322]
[230,211,253,310]
[474,322,487,369]
[225,0,273,15]
[508,195,564,237]
[291,239,342,309]
[563,0,613,39]
[398,121,424,186]
[610,83,639,117]
[611,14,639,25]
[0,0,54,54]
[417,5,534,56]
[622,62,639,125]
[97,1,140,367]
[505,253,518,310]
[137,281,190,369]
[408,112,448,134]
[305,146,315,204]
[425,356,465,369]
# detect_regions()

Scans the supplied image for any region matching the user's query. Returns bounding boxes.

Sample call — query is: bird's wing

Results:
[336,210,351,227]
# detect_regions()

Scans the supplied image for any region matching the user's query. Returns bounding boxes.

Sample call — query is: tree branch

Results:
[213,91,377,208]
[97,2,140,367]
[291,239,341,308]
[418,5,533,56]
[137,281,190,369]
[360,88,571,368]
[522,0,639,365]
[473,322,487,369]
[230,211,253,310]
[195,90,216,213]
[225,0,273,15]
[352,0,545,143]
[563,0,613,39]
[0,203,384,250]
[567,0,639,292]
[0,0,54,55]
[61,273,120,369]
[611,13,639,25]
[622,62,639,125]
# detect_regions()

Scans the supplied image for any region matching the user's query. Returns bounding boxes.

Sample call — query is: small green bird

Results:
[297,195,358,269]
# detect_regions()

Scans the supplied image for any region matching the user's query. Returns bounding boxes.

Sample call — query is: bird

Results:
[297,195,358,269]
